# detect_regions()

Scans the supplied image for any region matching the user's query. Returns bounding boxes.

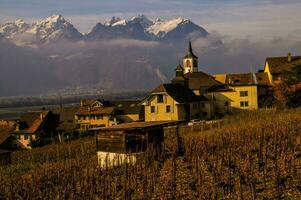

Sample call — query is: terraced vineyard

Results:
[0,109,300,199]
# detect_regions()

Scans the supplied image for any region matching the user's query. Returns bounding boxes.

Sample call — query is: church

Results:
[142,41,267,121]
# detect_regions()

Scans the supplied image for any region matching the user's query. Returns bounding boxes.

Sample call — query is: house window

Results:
[151,106,156,113]
[201,103,205,108]
[166,105,171,113]
[240,91,248,97]
[225,101,229,106]
[240,101,249,107]
[24,134,29,140]
[202,112,208,116]
[157,94,164,103]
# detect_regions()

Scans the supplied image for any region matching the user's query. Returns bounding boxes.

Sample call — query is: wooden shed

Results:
[0,149,11,166]
[92,121,181,167]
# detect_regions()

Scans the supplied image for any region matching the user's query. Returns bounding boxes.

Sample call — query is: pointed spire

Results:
[188,40,193,55]
[184,40,198,59]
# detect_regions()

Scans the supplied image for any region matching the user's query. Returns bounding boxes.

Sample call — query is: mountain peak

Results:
[146,17,191,37]
[45,14,64,23]
[130,14,154,28]
[105,16,127,26]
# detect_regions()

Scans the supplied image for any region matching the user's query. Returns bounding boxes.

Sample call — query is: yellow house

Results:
[264,53,301,85]
[209,73,259,115]
[75,99,116,131]
[112,100,144,123]
[141,83,209,122]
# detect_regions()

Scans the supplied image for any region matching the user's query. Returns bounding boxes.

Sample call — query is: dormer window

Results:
[157,94,164,103]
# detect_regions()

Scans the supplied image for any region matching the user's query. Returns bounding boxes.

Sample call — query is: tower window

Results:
[186,60,191,68]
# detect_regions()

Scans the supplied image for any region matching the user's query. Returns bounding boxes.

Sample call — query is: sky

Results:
[1,0,301,40]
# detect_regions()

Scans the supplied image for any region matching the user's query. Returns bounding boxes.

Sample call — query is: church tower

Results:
[171,63,188,86]
[183,41,198,74]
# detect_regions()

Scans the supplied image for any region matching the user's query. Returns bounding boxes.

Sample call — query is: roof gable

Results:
[266,56,301,74]
[151,83,208,103]
[184,72,222,90]
[226,73,257,86]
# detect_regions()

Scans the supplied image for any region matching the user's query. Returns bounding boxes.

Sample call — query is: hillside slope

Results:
[1,109,300,199]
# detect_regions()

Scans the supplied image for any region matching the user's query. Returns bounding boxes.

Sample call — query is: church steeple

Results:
[171,63,187,86]
[183,40,198,74]
[186,40,198,59]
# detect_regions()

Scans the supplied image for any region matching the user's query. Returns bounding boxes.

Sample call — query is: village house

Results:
[111,100,144,123]
[75,99,117,131]
[12,110,58,149]
[143,41,280,120]
[264,53,301,85]
[141,83,209,121]
[208,73,259,114]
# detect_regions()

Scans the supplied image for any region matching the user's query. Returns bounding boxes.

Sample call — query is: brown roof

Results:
[266,56,301,74]
[14,111,49,134]
[0,126,13,145]
[152,83,208,103]
[53,107,79,131]
[81,99,111,107]
[226,73,257,86]
[81,99,96,107]
[256,72,271,86]
[206,84,235,93]
[213,74,227,84]
[76,106,115,115]
[92,120,182,131]
[184,72,222,90]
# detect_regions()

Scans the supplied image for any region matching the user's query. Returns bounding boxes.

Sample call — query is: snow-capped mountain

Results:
[129,15,154,29]
[86,15,208,42]
[86,16,150,40]
[0,15,82,46]
[28,15,83,43]
[0,19,30,39]
[146,17,208,41]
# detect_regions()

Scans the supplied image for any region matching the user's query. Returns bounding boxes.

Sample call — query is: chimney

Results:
[288,52,292,63]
